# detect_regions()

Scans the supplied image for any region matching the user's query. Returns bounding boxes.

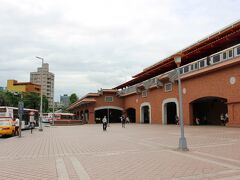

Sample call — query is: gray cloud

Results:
[0,0,239,100]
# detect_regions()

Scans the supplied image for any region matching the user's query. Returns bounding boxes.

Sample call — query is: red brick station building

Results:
[67,21,240,127]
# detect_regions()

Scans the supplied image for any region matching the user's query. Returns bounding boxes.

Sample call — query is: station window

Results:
[164,83,172,92]
[237,47,240,55]
[194,63,198,69]
[199,60,205,68]
[105,96,113,102]
[142,90,148,97]
[228,50,233,58]
[179,68,183,74]
[184,66,189,73]
[213,54,220,63]
[190,64,194,71]
[223,52,227,60]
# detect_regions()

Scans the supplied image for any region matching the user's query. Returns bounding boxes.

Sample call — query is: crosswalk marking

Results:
[56,158,70,180]
[70,156,91,180]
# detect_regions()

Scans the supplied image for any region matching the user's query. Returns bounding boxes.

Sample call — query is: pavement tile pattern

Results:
[0,124,240,180]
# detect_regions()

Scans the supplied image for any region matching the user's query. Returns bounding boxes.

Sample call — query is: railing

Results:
[179,43,240,75]
[118,43,240,96]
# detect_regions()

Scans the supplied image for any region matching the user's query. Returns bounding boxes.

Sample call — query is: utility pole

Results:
[52,100,55,126]
[174,55,188,151]
[36,56,44,131]
[18,94,24,137]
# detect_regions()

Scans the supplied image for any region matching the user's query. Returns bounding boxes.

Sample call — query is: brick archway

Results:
[140,102,151,124]
[162,98,179,125]
[189,96,228,125]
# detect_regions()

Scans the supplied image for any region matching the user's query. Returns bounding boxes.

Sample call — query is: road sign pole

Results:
[18,101,24,138]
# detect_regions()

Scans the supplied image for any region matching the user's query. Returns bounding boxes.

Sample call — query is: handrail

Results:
[119,43,240,96]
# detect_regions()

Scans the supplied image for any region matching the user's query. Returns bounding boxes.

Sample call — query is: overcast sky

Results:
[0,0,239,101]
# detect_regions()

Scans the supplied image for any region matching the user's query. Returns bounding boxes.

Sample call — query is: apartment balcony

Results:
[118,43,240,96]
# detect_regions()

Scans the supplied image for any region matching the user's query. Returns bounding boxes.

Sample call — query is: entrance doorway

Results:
[191,97,227,125]
[95,108,123,123]
[126,108,136,123]
[165,102,177,124]
[141,105,150,123]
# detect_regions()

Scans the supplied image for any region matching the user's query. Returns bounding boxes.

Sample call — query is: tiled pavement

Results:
[0,124,240,180]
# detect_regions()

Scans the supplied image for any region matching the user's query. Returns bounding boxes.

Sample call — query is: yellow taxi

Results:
[0,117,16,136]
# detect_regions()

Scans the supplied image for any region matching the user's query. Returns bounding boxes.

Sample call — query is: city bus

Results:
[42,112,79,125]
[0,106,39,129]
[43,113,76,121]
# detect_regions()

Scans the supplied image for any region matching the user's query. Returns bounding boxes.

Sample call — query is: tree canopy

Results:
[69,93,78,104]
[0,91,48,112]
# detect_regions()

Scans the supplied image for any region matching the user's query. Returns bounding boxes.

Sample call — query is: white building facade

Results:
[30,63,54,108]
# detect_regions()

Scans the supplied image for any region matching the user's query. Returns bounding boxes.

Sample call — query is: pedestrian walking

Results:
[121,115,126,128]
[225,113,229,124]
[29,115,35,134]
[126,116,130,124]
[220,113,225,126]
[15,117,20,136]
[175,115,179,125]
[102,116,107,131]
[195,117,200,125]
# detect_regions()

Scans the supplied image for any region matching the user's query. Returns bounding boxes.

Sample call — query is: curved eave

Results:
[134,20,240,78]
[115,20,240,89]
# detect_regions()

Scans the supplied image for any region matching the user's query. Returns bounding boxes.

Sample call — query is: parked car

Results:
[0,117,16,137]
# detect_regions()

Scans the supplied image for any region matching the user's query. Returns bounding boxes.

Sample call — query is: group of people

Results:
[101,115,130,131]
[13,116,36,136]
[120,115,130,128]
[175,113,229,126]
[194,113,228,126]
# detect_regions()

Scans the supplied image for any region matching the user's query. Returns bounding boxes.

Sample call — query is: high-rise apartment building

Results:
[30,63,54,108]
[60,94,70,107]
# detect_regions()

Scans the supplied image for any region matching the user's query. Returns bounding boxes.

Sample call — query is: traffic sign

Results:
[18,101,24,115]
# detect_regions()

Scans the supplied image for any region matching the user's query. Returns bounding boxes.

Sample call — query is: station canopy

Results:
[115,20,240,89]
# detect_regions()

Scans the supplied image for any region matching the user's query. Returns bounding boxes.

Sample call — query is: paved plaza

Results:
[0,124,240,180]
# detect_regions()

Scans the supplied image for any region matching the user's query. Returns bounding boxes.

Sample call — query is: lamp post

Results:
[52,98,55,126]
[36,56,44,131]
[17,93,24,137]
[174,55,188,151]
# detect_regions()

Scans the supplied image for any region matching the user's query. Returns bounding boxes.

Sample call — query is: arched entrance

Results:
[126,108,136,123]
[162,98,179,125]
[94,106,123,123]
[140,103,151,124]
[191,97,228,125]
[166,102,177,124]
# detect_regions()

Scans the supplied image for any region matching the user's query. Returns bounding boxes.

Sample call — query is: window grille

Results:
[105,96,113,102]
[142,90,148,97]
[164,83,172,92]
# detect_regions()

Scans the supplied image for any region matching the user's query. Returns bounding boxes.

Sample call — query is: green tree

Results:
[42,95,48,113]
[22,92,49,112]
[69,93,78,104]
[0,91,20,107]
[0,91,6,106]
[0,91,49,112]
[23,92,40,110]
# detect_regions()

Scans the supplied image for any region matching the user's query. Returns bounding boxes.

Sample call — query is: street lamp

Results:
[174,55,188,151]
[52,96,55,126]
[36,56,44,131]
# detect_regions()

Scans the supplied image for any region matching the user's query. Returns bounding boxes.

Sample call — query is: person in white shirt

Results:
[195,117,200,125]
[15,118,20,136]
[102,116,107,131]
